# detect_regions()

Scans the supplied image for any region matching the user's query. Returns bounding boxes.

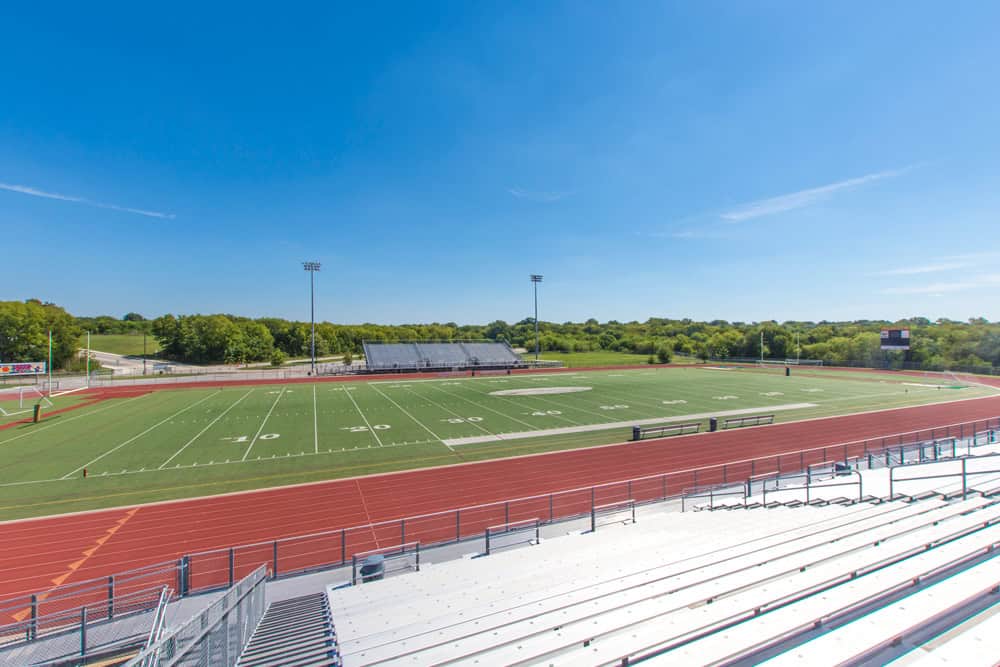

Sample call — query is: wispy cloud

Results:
[0,182,175,219]
[874,262,971,276]
[720,166,913,223]
[879,274,1000,295]
[507,187,571,203]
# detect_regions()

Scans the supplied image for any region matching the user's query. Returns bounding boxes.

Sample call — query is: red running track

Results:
[2,392,1000,617]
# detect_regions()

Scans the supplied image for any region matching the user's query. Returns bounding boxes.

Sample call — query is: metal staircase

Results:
[237,593,339,667]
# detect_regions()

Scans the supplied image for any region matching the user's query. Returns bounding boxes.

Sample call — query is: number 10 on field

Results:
[222,434,280,442]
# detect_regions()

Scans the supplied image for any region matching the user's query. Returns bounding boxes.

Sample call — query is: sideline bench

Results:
[631,422,701,441]
[723,414,774,429]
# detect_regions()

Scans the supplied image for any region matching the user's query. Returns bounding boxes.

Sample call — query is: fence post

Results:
[80,606,87,656]
[272,541,278,578]
[549,494,554,522]
[628,479,633,499]
[456,510,461,540]
[401,519,406,549]
[661,475,667,499]
[590,488,595,513]
[590,505,596,532]
[505,502,510,526]
[485,528,491,555]
[341,529,346,565]
[723,464,727,484]
[107,576,115,620]
[178,556,190,597]
[800,451,804,470]
[29,594,37,641]
[228,548,235,587]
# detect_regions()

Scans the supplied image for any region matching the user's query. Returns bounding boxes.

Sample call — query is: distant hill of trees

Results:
[4,300,999,373]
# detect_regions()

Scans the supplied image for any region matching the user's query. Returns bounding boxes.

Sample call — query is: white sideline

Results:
[442,403,818,446]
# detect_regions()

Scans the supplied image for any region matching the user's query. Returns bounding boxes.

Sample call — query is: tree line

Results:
[3,299,999,373]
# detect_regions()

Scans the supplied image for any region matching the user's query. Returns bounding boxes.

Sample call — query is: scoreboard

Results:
[880,329,910,350]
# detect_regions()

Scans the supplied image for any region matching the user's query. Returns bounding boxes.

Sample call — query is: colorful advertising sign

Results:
[0,362,47,376]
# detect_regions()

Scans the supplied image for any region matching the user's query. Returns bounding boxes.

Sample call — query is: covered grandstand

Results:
[362,339,528,373]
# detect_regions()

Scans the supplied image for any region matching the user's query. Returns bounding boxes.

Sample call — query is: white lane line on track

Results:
[242,388,285,461]
[345,385,384,447]
[0,394,148,447]
[63,391,221,478]
[159,389,254,469]
[369,383,445,448]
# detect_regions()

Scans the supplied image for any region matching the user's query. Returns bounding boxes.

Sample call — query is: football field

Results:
[0,366,993,519]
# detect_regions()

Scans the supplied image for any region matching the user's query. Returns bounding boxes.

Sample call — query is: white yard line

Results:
[159,389,254,469]
[442,402,818,446]
[0,394,148,447]
[63,391,221,478]
[430,384,538,429]
[405,387,495,436]
[313,385,319,454]
[369,383,445,447]
[345,385,385,447]
[242,388,285,461]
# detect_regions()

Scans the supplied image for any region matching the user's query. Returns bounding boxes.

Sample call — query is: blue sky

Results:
[2,2,1000,324]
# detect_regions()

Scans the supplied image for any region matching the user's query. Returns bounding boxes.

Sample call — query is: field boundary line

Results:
[430,384,538,429]
[344,384,384,447]
[159,389,254,469]
[63,391,220,478]
[242,387,285,461]
[369,383,444,447]
[442,402,817,446]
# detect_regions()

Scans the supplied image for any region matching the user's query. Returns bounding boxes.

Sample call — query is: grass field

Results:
[82,333,161,356]
[0,366,993,520]
[527,350,664,366]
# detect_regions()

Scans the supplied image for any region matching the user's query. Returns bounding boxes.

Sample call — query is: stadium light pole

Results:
[86,330,90,384]
[303,262,321,374]
[530,275,543,361]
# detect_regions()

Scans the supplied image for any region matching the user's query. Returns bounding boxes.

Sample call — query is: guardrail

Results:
[124,566,266,667]
[485,519,540,555]
[632,422,700,441]
[889,453,1000,501]
[723,414,774,429]
[3,415,997,641]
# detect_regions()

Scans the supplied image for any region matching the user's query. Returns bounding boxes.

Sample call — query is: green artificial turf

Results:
[0,365,991,519]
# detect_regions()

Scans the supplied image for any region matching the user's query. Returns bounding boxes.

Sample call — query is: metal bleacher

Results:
[363,340,522,372]
[326,490,1000,665]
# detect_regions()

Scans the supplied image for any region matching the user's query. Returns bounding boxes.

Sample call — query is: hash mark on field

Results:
[63,391,220,478]
[344,385,384,447]
[159,389,254,469]
[242,388,285,461]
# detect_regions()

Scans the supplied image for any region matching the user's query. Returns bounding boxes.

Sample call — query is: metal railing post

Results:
[401,519,406,549]
[505,502,510,526]
[108,575,115,620]
[228,548,235,587]
[80,606,87,656]
[456,509,461,540]
[549,494,554,522]
[590,505,597,532]
[272,541,278,579]
[29,594,37,641]
[485,528,491,555]
[341,529,346,565]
